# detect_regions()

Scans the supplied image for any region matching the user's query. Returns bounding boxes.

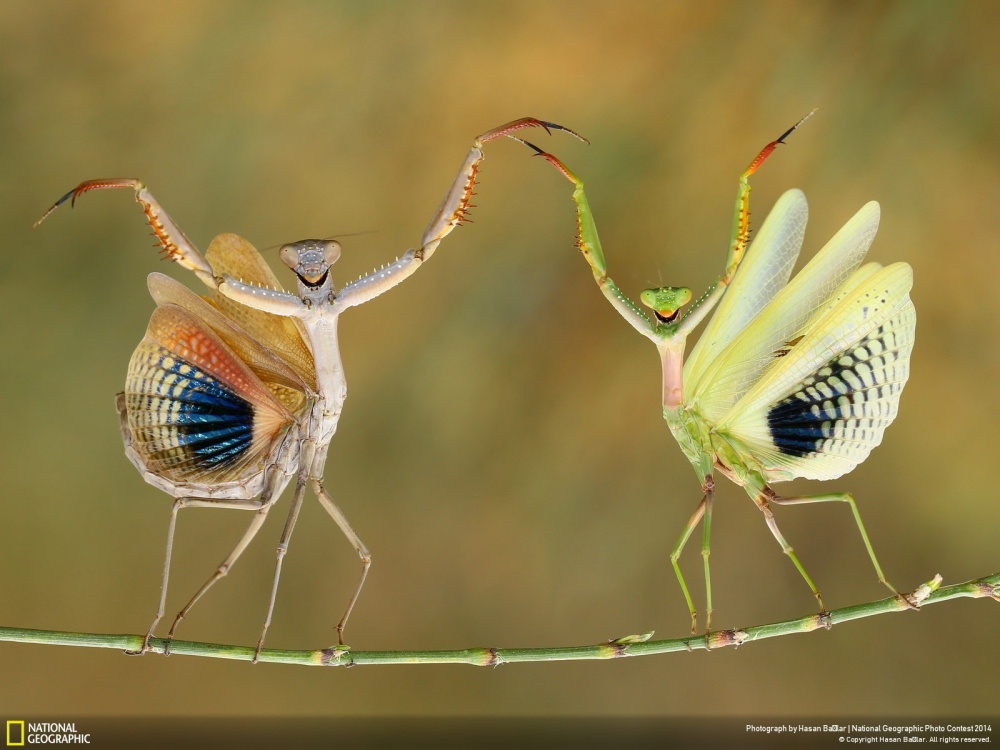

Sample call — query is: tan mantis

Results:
[35,118,585,660]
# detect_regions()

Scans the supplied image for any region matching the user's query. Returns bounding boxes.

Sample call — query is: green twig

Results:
[1,573,996,667]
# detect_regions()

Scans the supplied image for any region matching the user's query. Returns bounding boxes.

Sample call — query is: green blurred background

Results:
[1,0,997,720]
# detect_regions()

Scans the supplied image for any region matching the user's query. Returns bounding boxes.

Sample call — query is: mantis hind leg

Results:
[669,477,714,634]
[752,487,827,615]
[312,478,371,647]
[132,495,190,655]
[253,473,309,662]
[129,494,275,655]
[162,498,275,650]
[766,489,910,605]
[158,455,293,653]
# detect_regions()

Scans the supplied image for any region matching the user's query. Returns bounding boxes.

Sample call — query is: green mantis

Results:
[519,113,916,633]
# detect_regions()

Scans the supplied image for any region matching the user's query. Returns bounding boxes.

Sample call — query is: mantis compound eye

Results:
[278,243,300,270]
[322,240,342,266]
[640,286,692,323]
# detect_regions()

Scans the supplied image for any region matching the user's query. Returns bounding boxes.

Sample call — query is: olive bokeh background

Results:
[2,1,997,719]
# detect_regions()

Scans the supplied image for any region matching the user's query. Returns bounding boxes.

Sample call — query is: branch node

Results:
[908,574,944,607]
[707,628,747,649]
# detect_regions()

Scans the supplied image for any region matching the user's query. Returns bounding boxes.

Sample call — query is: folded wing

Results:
[204,233,317,391]
[685,188,808,395]
[688,201,881,427]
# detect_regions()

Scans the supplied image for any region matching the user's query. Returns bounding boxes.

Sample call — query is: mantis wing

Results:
[147,273,310,415]
[719,261,915,482]
[688,201,881,427]
[126,304,295,483]
[204,233,317,391]
[684,189,808,396]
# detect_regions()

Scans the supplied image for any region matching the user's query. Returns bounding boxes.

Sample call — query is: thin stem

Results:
[1,572,995,667]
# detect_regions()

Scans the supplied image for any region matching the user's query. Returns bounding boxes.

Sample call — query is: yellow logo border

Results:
[6,720,25,747]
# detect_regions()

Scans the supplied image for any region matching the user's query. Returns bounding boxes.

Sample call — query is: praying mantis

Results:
[34,117,584,660]
[518,112,917,633]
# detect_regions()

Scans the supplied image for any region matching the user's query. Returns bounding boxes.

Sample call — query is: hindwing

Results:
[125,304,294,483]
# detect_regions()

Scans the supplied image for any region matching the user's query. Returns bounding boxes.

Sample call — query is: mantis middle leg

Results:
[669,476,715,634]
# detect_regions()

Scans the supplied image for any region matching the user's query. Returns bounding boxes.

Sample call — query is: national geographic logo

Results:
[5,722,90,745]
[4,723,23,747]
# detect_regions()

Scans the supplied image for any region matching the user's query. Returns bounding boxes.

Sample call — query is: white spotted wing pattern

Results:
[685,193,915,484]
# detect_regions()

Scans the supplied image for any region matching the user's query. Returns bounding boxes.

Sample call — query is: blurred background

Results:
[1,0,997,722]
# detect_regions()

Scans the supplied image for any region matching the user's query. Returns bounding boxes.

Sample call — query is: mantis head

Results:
[279,239,342,286]
[640,286,692,323]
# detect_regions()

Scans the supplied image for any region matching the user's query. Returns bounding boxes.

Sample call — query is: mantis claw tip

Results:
[518,139,546,155]
[32,188,78,228]
[540,120,590,145]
